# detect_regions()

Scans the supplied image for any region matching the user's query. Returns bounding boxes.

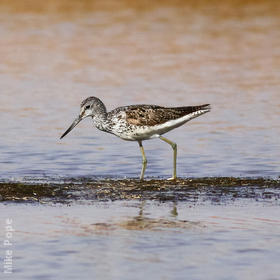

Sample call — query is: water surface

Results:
[1,198,280,280]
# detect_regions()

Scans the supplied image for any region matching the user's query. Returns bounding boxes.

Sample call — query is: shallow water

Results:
[1,199,280,280]
[0,0,280,180]
[1,178,280,279]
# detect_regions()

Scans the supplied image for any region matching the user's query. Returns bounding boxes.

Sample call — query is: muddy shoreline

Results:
[0,177,279,203]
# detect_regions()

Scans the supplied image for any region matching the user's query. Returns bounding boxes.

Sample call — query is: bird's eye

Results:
[85,105,90,110]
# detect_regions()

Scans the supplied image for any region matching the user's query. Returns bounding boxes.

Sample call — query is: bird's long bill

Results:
[60,116,82,139]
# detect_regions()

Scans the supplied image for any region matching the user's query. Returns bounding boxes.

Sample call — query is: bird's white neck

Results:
[91,113,109,132]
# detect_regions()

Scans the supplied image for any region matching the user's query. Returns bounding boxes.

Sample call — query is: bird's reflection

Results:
[57,201,202,235]
[114,201,201,231]
[170,203,178,218]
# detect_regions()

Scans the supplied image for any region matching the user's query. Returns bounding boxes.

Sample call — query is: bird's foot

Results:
[167,176,177,181]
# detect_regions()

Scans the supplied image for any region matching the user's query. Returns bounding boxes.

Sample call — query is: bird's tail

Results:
[173,104,211,116]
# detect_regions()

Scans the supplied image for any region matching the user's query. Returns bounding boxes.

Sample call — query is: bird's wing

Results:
[124,104,210,126]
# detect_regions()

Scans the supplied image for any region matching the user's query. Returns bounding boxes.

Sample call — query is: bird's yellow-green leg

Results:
[138,141,147,181]
[159,136,177,180]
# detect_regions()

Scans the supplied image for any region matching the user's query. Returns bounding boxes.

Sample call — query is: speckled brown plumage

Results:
[124,104,210,126]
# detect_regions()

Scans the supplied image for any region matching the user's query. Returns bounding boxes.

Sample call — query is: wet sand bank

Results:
[1,177,279,203]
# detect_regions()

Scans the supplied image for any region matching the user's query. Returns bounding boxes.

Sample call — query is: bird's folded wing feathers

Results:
[125,104,210,126]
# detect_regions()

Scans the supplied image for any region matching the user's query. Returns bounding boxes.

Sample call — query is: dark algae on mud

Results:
[1,177,279,203]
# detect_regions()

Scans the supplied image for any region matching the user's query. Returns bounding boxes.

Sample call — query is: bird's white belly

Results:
[119,126,161,141]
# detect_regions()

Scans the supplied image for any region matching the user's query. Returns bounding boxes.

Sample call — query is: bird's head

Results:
[60,97,105,139]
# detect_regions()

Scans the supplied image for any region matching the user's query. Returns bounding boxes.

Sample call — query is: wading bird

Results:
[60,97,211,180]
